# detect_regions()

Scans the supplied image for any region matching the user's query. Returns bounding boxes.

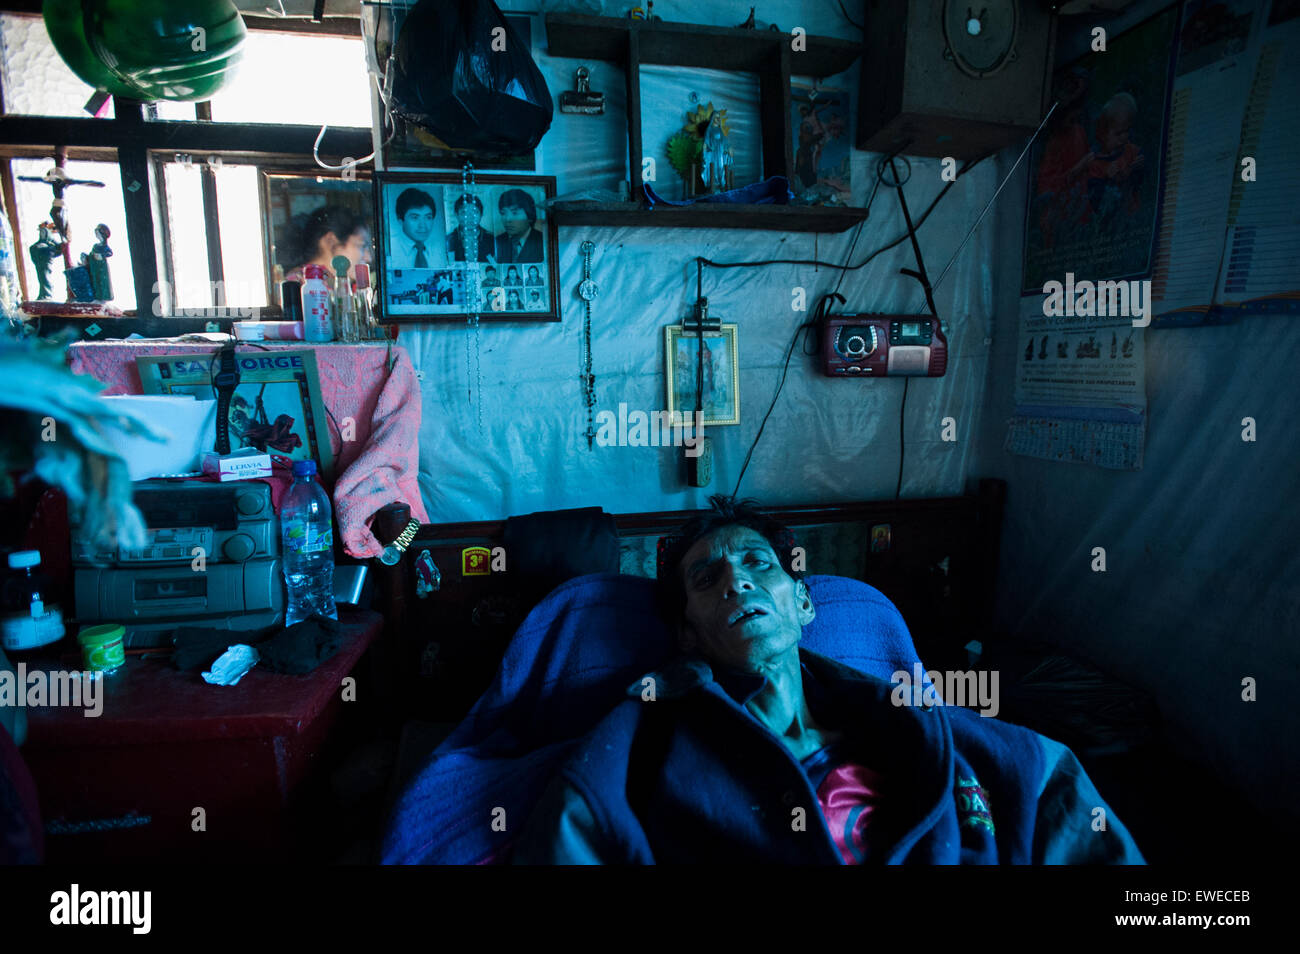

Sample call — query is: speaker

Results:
[858,0,1056,158]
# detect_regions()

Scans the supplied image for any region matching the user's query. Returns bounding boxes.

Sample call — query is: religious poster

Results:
[789,84,851,205]
[136,349,334,477]
[1021,7,1179,293]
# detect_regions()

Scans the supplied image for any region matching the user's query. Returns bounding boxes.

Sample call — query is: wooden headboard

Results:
[383,479,1006,723]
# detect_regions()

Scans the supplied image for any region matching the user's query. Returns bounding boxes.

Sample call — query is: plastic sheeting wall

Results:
[400,0,1000,523]
[973,0,1300,833]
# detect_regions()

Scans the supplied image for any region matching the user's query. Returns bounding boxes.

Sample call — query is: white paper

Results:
[201,644,260,687]
[100,395,217,480]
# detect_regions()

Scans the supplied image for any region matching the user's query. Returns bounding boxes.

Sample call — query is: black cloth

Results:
[171,616,344,675]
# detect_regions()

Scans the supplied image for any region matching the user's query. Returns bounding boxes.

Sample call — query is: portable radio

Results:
[821,314,948,377]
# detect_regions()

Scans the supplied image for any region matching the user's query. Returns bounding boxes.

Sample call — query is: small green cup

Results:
[78,624,126,675]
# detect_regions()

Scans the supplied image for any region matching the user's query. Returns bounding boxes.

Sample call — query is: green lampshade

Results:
[44,0,246,103]
[85,0,246,102]
[42,0,141,98]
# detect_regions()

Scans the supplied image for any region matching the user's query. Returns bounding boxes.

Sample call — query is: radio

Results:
[71,479,284,647]
[73,480,276,566]
[822,314,948,377]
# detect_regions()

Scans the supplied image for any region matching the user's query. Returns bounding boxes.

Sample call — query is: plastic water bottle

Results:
[0,204,21,315]
[280,459,337,627]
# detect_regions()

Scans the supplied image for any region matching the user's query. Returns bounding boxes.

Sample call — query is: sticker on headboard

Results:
[461,546,491,577]
[870,524,892,553]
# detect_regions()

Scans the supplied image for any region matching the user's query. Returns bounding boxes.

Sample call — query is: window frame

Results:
[0,10,373,322]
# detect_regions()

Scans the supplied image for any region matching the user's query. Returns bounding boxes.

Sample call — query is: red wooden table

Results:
[21,609,382,863]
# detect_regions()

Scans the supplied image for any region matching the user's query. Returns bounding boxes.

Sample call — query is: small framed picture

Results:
[374,172,558,322]
[664,323,740,427]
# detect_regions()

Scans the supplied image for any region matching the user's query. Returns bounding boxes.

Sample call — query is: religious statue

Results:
[28,223,64,300]
[85,223,113,301]
[701,112,734,194]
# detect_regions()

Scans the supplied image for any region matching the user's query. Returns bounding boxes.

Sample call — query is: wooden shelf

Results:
[545,13,861,76]
[550,200,868,233]
[545,13,864,234]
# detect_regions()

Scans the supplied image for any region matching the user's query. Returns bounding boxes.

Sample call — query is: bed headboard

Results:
[385,479,1006,722]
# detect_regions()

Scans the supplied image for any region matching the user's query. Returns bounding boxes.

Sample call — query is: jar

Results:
[0,550,65,652]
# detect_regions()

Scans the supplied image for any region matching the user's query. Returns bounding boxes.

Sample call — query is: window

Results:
[0,20,374,320]
[11,157,136,311]
[0,14,116,119]
[202,33,371,127]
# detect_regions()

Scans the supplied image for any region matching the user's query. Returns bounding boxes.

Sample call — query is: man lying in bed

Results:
[512,496,1144,864]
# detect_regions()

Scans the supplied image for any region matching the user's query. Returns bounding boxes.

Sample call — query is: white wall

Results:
[398,0,1002,522]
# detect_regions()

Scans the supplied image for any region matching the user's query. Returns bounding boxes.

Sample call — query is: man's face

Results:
[678,524,813,672]
[499,203,530,238]
[401,205,435,244]
[342,228,372,267]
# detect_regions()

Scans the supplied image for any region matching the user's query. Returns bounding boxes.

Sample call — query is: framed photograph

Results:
[262,171,374,306]
[374,172,559,322]
[135,349,334,477]
[664,323,740,427]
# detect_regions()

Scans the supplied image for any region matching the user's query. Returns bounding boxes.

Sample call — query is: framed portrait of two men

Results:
[373,172,559,322]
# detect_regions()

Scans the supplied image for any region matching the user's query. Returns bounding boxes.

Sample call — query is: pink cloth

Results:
[816,762,883,865]
[66,340,427,558]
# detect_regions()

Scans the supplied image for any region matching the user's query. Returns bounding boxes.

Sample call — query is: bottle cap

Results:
[7,550,40,569]
[332,255,351,277]
[281,280,303,321]
[292,459,317,477]
[303,264,328,281]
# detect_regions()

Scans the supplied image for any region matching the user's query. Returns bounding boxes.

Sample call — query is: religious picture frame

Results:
[135,348,334,478]
[373,172,559,322]
[664,323,740,427]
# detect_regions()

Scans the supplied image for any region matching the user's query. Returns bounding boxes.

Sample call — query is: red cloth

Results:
[815,761,883,865]
[66,341,428,558]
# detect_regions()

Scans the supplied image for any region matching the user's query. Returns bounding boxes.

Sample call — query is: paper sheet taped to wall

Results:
[1007,295,1146,470]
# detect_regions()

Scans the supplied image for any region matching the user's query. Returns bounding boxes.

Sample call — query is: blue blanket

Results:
[381,573,922,864]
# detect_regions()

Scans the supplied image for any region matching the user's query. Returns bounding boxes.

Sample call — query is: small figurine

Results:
[701,112,734,193]
[28,222,64,300]
[87,223,113,301]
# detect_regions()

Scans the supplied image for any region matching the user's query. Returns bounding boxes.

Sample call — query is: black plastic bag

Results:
[392,0,553,153]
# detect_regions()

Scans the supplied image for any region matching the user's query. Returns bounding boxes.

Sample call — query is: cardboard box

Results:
[202,448,272,482]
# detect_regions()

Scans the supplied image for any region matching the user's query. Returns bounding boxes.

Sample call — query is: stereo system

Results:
[71,480,284,647]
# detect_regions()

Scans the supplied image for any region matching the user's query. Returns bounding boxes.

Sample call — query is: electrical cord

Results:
[698,154,984,277]
[728,154,982,498]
